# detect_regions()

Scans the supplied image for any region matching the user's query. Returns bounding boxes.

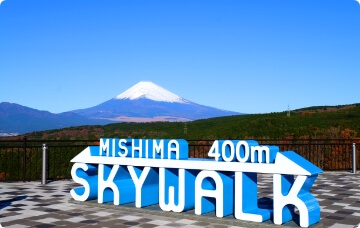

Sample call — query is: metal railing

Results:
[188,139,360,171]
[0,138,359,182]
[0,138,99,182]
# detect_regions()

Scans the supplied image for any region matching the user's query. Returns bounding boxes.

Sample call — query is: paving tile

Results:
[123,221,141,226]
[63,216,88,223]
[119,215,143,221]
[325,215,346,220]
[328,224,354,228]
[137,218,154,223]
[89,211,114,217]
[139,224,158,228]
[175,219,198,224]
[34,224,57,228]
[34,218,60,223]
[5,225,30,228]
[0,172,359,227]
[7,220,42,227]
[321,208,337,213]
[147,220,173,225]
[79,219,98,224]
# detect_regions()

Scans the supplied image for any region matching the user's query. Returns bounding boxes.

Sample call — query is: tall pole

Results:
[287,104,290,117]
[42,144,48,184]
[353,143,357,174]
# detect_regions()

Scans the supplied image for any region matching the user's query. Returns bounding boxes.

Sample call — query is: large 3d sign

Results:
[70,138,323,227]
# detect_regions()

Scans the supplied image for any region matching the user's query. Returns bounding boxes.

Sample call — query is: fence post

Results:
[23,136,27,182]
[353,143,357,174]
[42,144,48,184]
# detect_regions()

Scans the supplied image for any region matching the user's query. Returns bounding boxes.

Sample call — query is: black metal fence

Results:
[0,138,99,182]
[188,139,360,172]
[0,138,359,182]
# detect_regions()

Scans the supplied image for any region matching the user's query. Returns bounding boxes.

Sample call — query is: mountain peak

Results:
[115,81,188,103]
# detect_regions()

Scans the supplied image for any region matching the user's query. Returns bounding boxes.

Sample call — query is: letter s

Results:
[70,163,98,201]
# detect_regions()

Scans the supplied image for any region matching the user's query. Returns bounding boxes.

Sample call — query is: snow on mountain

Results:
[71,81,241,122]
[115,81,189,103]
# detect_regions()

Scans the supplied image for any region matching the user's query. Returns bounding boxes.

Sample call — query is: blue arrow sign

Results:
[70,138,323,227]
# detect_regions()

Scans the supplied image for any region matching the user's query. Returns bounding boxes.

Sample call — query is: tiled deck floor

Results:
[0,172,359,228]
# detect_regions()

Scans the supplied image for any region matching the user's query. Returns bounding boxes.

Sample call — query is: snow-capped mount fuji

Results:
[72,81,241,122]
[115,81,189,104]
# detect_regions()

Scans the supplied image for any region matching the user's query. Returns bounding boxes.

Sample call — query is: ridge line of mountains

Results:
[0,81,241,135]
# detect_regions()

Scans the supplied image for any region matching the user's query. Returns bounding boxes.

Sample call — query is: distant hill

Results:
[0,102,109,134]
[18,103,360,140]
[0,81,241,134]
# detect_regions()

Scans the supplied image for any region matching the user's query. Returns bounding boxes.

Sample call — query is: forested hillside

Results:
[10,104,360,140]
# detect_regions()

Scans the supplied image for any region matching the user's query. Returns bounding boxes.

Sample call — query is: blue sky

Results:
[0,0,359,114]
